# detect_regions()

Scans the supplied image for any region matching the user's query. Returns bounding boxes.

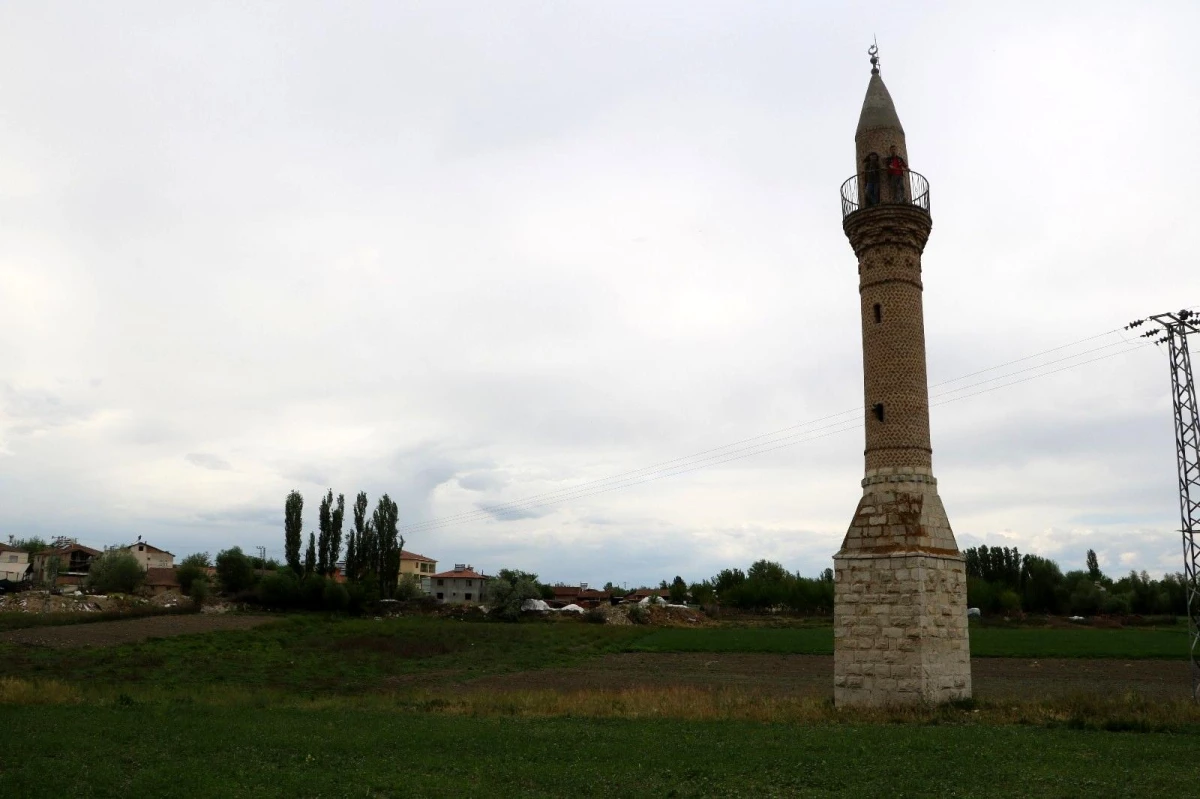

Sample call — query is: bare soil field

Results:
[0,613,275,648]
[465,652,1191,701]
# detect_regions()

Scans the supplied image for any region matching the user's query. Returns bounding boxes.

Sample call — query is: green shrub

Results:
[189,577,210,606]
[215,547,257,594]
[394,574,422,601]
[300,574,327,610]
[628,604,650,625]
[322,580,349,612]
[85,551,145,594]
[583,607,607,624]
[257,571,300,608]
[998,589,1022,615]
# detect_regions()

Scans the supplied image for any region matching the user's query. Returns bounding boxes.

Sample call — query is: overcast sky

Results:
[1,1,1197,586]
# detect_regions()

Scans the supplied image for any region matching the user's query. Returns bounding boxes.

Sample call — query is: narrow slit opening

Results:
[873,403,885,423]
[873,303,882,323]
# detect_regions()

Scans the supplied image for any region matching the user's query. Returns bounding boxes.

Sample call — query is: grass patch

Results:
[0,602,199,632]
[628,625,1191,659]
[0,615,651,694]
[0,705,1195,797]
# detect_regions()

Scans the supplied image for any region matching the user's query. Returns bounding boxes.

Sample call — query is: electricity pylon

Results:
[1131,310,1200,700]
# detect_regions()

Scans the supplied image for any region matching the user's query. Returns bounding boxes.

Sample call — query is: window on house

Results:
[466,579,472,587]
[437,579,444,586]
[873,303,882,323]
[465,593,473,601]
[873,403,885,422]
[436,592,443,600]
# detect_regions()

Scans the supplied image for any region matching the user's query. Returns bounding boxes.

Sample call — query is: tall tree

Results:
[317,490,333,575]
[304,532,317,577]
[284,491,304,575]
[372,494,403,598]
[345,528,358,581]
[350,491,370,580]
[329,493,345,575]
[1086,549,1102,582]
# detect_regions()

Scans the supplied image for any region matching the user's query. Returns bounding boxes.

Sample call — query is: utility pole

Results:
[1132,309,1200,700]
[258,546,267,575]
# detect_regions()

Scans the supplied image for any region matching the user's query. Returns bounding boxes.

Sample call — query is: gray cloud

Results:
[185,452,233,471]
[0,2,1196,586]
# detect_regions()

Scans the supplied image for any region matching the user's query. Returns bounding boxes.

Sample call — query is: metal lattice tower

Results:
[1132,310,1200,699]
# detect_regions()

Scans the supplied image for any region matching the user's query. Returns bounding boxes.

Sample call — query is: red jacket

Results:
[886,156,906,176]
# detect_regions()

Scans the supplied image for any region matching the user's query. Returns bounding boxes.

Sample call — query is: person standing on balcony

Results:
[863,152,881,207]
[886,145,907,203]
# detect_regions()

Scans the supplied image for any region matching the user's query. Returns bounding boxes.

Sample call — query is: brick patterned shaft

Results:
[832,69,971,706]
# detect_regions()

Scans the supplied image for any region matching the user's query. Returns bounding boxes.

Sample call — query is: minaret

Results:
[832,47,971,707]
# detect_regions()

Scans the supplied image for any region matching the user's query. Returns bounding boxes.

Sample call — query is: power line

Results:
[404,325,1150,534]
[400,334,1153,534]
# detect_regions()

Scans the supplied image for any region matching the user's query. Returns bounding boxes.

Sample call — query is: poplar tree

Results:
[350,491,370,580]
[329,493,345,575]
[317,491,333,575]
[284,491,304,575]
[304,532,317,577]
[372,494,404,598]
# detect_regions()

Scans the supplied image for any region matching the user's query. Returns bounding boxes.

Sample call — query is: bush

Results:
[299,574,327,610]
[583,607,607,624]
[628,604,650,625]
[322,580,349,611]
[998,589,1022,615]
[177,552,212,594]
[85,551,145,594]
[189,577,210,606]
[257,570,300,608]
[215,547,257,594]
[488,569,541,622]
[394,574,422,601]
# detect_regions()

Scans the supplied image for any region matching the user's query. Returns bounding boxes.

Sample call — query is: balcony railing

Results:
[840,170,930,220]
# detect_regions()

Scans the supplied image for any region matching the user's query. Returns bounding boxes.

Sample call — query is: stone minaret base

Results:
[833,468,971,706]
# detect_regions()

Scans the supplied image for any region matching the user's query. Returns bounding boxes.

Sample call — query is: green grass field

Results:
[0,616,1189,699]
[3,614,1197,795]
[629,624,1190,659]
[0,705,1193,798]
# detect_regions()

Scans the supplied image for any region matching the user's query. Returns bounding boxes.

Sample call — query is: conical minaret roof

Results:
[855,72,904,139]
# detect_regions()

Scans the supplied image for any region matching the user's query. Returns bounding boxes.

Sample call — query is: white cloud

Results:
[0,1,1197,582]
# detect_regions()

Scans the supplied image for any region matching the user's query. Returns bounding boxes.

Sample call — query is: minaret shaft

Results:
[831,61,971,707]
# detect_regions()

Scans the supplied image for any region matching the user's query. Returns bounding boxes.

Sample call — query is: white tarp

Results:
[521,598,551,612]
[558,603,585,613]
[638,595,667,607]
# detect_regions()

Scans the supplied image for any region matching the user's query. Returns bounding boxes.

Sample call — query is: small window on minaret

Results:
[873,403,885,422]
[873,303,882,323]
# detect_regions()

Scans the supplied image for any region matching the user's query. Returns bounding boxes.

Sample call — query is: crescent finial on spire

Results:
[868,38,880,75]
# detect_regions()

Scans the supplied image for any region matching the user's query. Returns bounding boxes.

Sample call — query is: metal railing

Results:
[840,170,930,219]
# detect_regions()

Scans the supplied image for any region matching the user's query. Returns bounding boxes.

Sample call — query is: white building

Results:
[430,564,489,604]
[121,539,175,571]
[0,543,31,583]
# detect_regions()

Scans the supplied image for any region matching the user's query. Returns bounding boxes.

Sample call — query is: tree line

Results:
[964,545,1188,617]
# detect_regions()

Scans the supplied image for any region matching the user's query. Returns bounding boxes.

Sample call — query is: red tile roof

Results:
[431,568,488,580]
[400,551,436,563]
[126,542,175,556]
[0,543,24,554]
[35,544,101,557]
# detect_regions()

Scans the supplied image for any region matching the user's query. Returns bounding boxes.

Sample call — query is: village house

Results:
[400,551,437,593]
[144,567,181,596]
[31,538,101,587]
[430,564,489,605]
[120,538,175,570]
[0,543,31,584]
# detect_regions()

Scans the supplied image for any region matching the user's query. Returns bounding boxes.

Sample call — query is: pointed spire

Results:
[855,62,904,138]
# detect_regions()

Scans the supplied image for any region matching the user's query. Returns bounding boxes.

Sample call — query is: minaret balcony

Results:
[840,170,930,220]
